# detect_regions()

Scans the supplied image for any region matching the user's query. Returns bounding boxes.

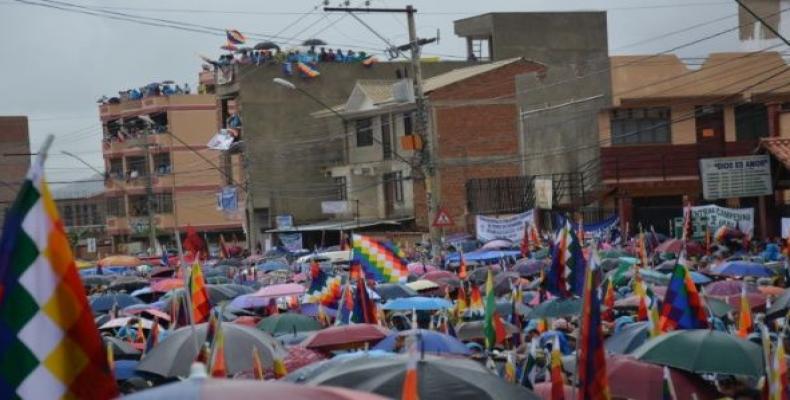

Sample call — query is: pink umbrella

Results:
[407,262,437,275]
[122,307,171,322]
[302,324,390,351]
[253,283,306,298]
[151,278,184,293]
[127,378,388,400]
[421,270,457,282]
[704,280,758,297]
[264,346,325,379]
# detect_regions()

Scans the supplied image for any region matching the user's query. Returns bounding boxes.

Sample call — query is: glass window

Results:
[153,153,172,175]
[155,192,173,214]
[394,171,404,203]
[108,158,124,180]
[63,205,74,226]
[106,197,125,217]
[333,177,347,201]
[128,195,148,217]
[126,156,147,178]
[402,113,413,136]
[735,103,768,141]
[355,118,373,147]
[610,107,671,145]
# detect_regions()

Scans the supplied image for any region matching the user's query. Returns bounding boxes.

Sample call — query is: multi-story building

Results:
[53,175,110,259]
[319,58,545,235]
[99,91,244,253]
[598,52,790,236]
[0,116,31,227]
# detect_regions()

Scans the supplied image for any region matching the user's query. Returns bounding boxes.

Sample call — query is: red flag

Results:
[550,336,565,400]
[219,234,229,259]
[458,252,468,280]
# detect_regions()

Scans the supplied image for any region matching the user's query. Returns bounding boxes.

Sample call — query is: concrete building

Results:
[52,175,110,259]
[598,52,790,236]
[214,11,611,249]
[99,92,243,253]
[0,116,31,227]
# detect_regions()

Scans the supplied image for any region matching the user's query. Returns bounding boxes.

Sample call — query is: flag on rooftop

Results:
[0,140,118,398]
[352,234,409,283]
[225,29,246,44]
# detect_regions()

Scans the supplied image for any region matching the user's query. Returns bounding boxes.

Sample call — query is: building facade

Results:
[599,52,790,236]
[0,116,31,227]
[99,93,243,253]
[53,176,110,260]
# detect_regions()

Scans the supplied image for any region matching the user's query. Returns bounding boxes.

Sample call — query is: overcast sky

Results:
[1,0,787,184]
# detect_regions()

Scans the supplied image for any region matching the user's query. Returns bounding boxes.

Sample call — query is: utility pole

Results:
[141,137,158,254]
[325,5,441,260]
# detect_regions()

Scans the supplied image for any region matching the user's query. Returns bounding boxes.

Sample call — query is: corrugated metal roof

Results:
[356,79,397,104]
[423,57,524,93]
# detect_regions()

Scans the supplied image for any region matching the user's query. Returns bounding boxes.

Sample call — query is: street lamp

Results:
[272,78,296,91]
[272,78,348,122]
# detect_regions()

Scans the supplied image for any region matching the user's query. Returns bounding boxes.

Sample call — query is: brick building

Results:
[0,116,31,227]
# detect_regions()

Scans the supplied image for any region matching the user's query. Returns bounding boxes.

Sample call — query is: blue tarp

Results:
[445,250,521,264]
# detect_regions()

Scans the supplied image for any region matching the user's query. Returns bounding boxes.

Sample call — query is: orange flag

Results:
[401,343,420,400]
[209,326,227,377]
[188,259,211,323]
[738,286,753,338]
[458,252,468,280]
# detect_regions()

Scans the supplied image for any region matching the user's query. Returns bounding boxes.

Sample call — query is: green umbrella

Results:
[702,296,733,318]
[631,329,763,377]
[257,313,321,335]
[526,297,582,319]
[600,250,630,259]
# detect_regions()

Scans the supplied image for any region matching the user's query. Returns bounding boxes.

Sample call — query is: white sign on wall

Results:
[321,201,350,214]
[699,155,772,200]
[475,210,534,243]
[534,178,553,209]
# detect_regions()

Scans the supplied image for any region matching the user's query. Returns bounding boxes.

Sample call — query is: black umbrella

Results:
[288,354,540,400]
[81,275,112,289]
[302,38,327,46]
[604,321,650,354]
[90,292,143,313]
[515,259,547,278]
[136,323,286,378]
[492,272,520,296]
[254,41,280,50]
[108,276,149,292]
[374,283,419,301]
[767,288,790,318]
[103,335,141,359]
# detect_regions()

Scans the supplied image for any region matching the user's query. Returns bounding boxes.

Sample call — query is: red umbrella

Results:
[421,270,457,282]
[265,346,325,379]
[151,278,184,293]
[407,262,437,275]
[709,292,766,310]
[606,354,721,400]
[704,280,759,297]
[301,324,390,351]
[253,283,306,298]
[654,239,704,257]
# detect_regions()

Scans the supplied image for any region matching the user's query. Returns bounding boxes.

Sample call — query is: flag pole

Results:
[37,135,55,164]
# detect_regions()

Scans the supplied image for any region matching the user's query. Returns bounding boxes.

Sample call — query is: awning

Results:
[757,137,790,170]
[266,217,412,233]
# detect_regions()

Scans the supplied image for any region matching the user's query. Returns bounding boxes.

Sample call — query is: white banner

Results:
[321,201,350,214]
[691,204,754,236]
[475,210,534,243]
[699,155,772,200]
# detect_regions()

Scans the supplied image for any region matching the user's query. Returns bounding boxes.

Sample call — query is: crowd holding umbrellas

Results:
[3,143,790,399]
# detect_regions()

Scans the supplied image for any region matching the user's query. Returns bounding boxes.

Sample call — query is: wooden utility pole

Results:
[325,5,441,259]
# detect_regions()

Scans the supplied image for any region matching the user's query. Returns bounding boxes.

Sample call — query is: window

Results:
[402,113,413,136]
[126,156,147,178]
[90,204,100,225]
[153,152,172,175]
[154,192,173,214]
[355,118,373,147]
[610,108,670,145]
[394,171,404,203]
[381,115,392,160]
[333,177,347,201]
[106,197,125,217]
[63,205,74,226]
[735,103,768,141]
[128,195,148,217]
[108,158,123,180]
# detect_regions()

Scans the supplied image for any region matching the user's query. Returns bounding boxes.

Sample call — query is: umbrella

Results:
[758,285,784,296]
[421,270,457,282]
[257,313,321,335]
[122,307,171,322]
[406,280,439,292]
[373,329,470,355]
[90,292,143,313]
[292,354,540,400]
[301,324,390,351]
[299,303,338,318]
[302,38,327,46]
[600,249,629,259]
[286,351,396,382]
[712,261,774,277]
[150,266,175,278]
[98,255,143,268]
[492,272,520,296]
[218,283,255,297]
[136,323,286,378]
[605,354,721,400]
[257,260,289,272]
[515,259,548,278]
[229,294,271,309]
[455,320,519,341]
[532,383,576,399]
[381,297,452,311]
[254,41,280,50]
[151,278,184,293]
[125,378,387,400]
[100,316,162,330]
[526,297,582,319]
[654,239,703,256]
[479,239,513,250]
[103,336,141,359]
[632,329,763,377]
[206,276,230,284]
[163,285,237,305]
[407,262,437,275]
[467,267,501,284]
[108,276,148,292]
[704,280,759,296]
[604,321,650,354]
[373,283,419,301]
[252,283,305,298]
[766,287,790,317]
[81,275,112,288]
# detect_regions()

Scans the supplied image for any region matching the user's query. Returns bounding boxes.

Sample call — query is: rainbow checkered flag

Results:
[0,142,118,399]
[352,234,409,283]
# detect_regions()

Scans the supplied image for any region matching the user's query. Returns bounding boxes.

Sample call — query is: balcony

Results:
[601,141,758,183]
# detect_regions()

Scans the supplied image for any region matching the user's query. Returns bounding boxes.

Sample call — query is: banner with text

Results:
[475,210,534,243]
[691,204,754,236]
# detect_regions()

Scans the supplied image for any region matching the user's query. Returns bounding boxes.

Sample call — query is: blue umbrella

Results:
[713,261,774,277]
[114,360,141,380]
[445,250,521,264]
[689,271,712,284]
[256,260,289,272]
[90,293,143,313]
[373,329,470,355]
[381,296,452,311]
[229,294,271,309]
